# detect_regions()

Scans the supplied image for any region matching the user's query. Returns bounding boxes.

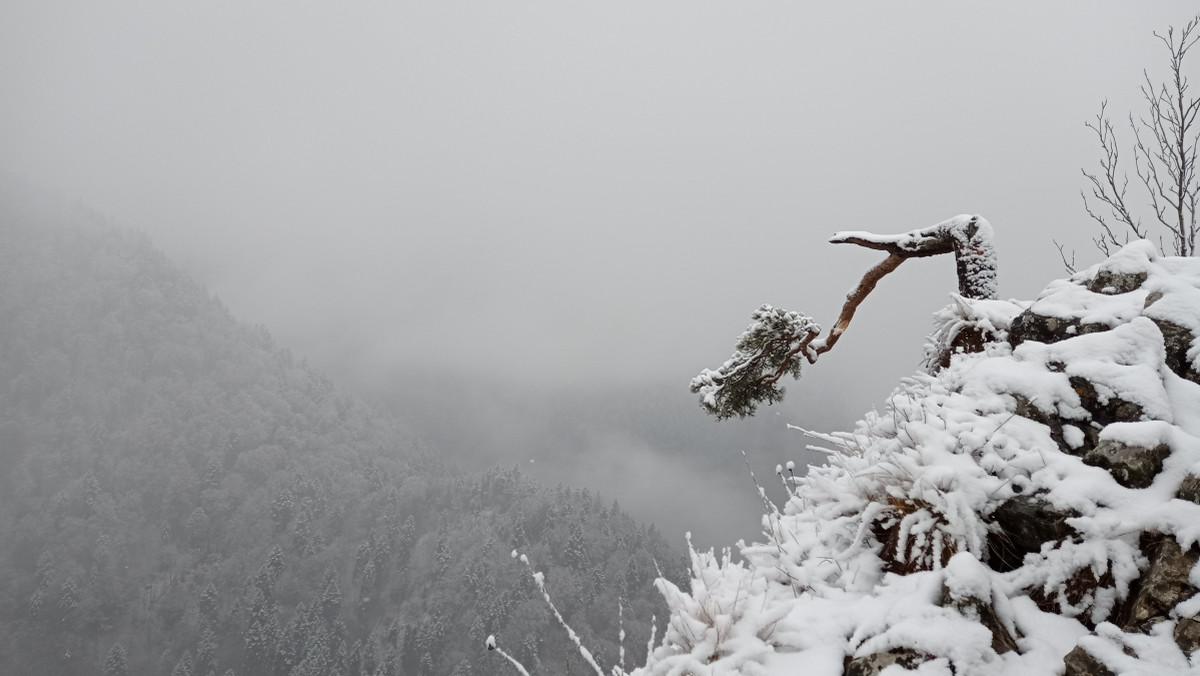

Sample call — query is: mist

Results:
[3,1,1196,547]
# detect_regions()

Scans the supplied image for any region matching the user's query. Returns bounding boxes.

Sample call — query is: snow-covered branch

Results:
[511,550,608,676]
[486,635,533,676]
[693,215,997,419]
[830,214,997,301]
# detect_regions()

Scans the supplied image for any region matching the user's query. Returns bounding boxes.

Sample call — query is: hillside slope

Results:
[637,242,1200,675]
[0,181,680,676]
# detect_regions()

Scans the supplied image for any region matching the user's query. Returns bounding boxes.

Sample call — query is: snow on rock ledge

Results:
[635,242,1200,676]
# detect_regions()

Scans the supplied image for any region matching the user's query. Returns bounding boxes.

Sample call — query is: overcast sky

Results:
[3,2,1197,545]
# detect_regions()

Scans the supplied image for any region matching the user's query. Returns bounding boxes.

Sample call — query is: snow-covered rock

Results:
[637,242,1200,676]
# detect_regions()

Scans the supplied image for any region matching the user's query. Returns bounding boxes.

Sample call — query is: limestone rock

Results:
[1174,618,1200,656]
[986,496,1077,572]
[844,649,926,676]
[1012,394,1096,456]
[1082,440,1171,489]
[1062,645,1115,676]
[1176,473,1200,505]
[1152,318,1200,386]
[1087,269,1147,295]
[1068,376,1145,426]
[1122,536,1198,633]
[1009,310,1109,348]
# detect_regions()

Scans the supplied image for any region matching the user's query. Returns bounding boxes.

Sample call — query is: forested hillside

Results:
[0,181,680,676]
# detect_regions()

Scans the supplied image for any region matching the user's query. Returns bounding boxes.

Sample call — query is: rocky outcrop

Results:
[1082,439,1171,489]
[642,242,1200,676]
[986,495,1078,572]
[1009,311,1111,348]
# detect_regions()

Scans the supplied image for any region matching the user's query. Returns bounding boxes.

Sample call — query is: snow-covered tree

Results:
[103,643,128,676]
[170,649,195,676]
[692,215,996,419]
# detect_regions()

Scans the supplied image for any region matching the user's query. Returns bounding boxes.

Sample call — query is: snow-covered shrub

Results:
[1011,537,1145,626]
[921,294,1025,373]
[644,539,783,673]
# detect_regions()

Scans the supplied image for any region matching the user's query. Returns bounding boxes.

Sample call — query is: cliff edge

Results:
[640,241,1200,676]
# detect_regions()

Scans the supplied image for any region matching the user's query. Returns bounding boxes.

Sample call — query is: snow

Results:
[632,242,1200,676]
[944,551,994,604]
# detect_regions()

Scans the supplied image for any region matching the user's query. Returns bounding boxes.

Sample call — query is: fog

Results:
[2,1,1194,546]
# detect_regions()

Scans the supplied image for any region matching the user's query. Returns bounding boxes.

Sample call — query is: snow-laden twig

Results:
[617,599,625,674]
[486,635,532,676]
[512,550,606,676]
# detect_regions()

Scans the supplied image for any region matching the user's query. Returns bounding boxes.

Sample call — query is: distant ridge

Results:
[0,180,680,676]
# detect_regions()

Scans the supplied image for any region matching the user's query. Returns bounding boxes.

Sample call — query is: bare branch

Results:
[1083,15,1200,257]
[1052,239,1077,274]
[805,254,904,360]
[1080,103,1142,247]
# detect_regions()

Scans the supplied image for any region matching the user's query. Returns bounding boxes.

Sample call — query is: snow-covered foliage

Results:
[694,215,1001,422]
[639,242,1200,675]
[690,305,820,420]
[921,294,1026,373]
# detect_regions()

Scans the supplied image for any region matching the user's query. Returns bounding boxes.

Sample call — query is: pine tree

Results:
[435,524,452,577]
[255,546,285,593]
[243,589,279,671]
[565,521,589,570]
[397,515,416,561]
[171,649,195,676]
[374,647,398,676]
[199,582,219,627]
[318,568,342,623]
[27,586,44,620]
[35,549,56,590]
[195,625,218,674]
[203,458,222,491]
[186,507,210,549]
[353,541,372,581]
[271,489,294,535]
[84,473,101,513]
[103,643,128,676]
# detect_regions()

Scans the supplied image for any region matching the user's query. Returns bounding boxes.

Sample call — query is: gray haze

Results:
[2,2,1194,546]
